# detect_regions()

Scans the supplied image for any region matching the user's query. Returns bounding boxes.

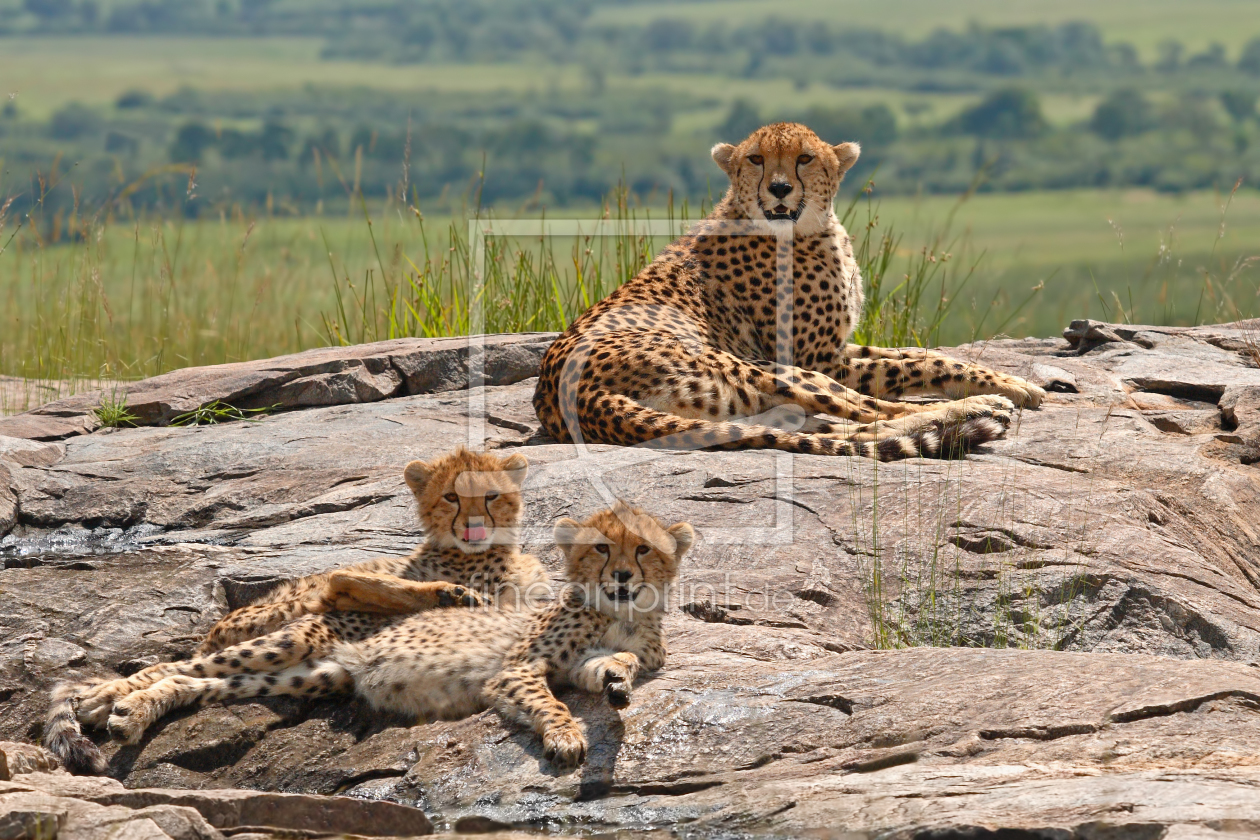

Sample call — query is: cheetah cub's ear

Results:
[711,143,737,176]
[552,517,584,556]
[832,141,861,175]
[403,459,433,496]
[666,522,695,562]
[501,452,529,488]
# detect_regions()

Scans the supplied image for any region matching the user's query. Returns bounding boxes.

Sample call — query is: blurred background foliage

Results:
[1,0,1259,215]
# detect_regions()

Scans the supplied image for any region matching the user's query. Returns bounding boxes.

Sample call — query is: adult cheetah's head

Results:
[711,122,859,236]
[554,500,693,620]
[403,447,528,554]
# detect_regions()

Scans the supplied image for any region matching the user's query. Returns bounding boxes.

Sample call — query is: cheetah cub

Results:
[57,502,691,774]
[199,446,550,652]
[45,446,549,775]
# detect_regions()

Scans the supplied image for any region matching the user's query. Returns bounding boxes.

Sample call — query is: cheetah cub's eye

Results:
[485,491,500,502]
[748,154,764,165]
[594,544,610,556]
[797,154,814,165]
[443,492,458,503]
[635,545,650,557]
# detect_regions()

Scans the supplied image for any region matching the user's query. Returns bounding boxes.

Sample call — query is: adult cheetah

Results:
[534,122,1044,459]
[48,502,692,773]
[45,447,549,775]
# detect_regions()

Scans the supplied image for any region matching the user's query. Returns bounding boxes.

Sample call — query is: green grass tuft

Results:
[169,401,276,427]
[93,391,138,428]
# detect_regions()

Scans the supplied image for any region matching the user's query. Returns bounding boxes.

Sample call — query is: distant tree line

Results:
[3,77,1252,220]
[7,0,1260,85]
[3,2,1259,215]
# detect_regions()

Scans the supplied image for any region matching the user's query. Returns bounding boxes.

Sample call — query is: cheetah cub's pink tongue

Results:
[464,518,488,543]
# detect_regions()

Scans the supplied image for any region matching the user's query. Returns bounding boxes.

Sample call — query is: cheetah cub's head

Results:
[403,447,528,554]
[711,122,859,237]
[554,501,694,620]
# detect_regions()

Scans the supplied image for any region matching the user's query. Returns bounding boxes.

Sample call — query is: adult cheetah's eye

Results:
[797,154,814,165]
[443,493,458,503]
[485,491,499,501]
[748,154,764,165]
[635,545,650,557]
[594,544,610,556]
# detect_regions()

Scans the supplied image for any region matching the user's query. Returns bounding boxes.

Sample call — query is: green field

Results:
[0,35,997,129]
[4,187,1256,416]
[0,37,593,121]
[591,0,1260,59]
[876,187,1260,338]
[0,35,1194,130]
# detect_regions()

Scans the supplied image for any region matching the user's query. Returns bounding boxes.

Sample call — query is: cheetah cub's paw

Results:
[602,664,634,710]
[542,723,588,771]
[436,583,483,609]
[77,679,134,727]
[107,694,158,745]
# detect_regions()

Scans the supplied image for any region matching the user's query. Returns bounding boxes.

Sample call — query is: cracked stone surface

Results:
[2,320,1260,837]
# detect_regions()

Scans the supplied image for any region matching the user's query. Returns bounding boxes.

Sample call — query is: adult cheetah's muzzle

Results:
[761,199,803,222]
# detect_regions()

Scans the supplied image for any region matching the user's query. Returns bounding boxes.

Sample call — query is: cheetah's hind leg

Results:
[107,661,352,745]
[80,614,358,727]
[833,346,1046,409]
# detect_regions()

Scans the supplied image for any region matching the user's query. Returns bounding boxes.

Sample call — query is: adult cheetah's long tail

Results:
[572,393,1003,460]
[44,681,107,775]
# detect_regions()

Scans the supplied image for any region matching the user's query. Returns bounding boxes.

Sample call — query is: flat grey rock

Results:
[0,334,556,441]
[0,772,433,837]
[2,320,1259,837]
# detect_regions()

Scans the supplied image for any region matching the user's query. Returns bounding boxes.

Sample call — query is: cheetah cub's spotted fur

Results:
[45,447,548,775]
[534,122,1045,460]
[59,502,690,774]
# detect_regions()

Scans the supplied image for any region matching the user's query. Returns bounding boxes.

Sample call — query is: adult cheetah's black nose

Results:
[768,181,793,199]
[612,570,633,583]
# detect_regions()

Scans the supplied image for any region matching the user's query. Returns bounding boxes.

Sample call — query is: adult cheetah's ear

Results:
[666,522,695,562]
[403,460,433,496]
[832,142,861,175]
[501,452,529,488]
[553,517,582,556]
[711,143,737,176]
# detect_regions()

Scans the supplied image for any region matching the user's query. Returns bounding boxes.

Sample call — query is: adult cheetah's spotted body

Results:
[534,122,1044,459]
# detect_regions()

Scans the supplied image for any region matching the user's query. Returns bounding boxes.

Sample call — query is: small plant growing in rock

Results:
[94,392,138,428]
[1241,325,1260,369]
[169,401,275,427]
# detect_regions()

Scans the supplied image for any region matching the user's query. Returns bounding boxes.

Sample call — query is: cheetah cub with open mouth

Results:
[45,447,549,775]
[198,446,551,652]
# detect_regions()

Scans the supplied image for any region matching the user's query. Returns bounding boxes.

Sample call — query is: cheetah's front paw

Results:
[542,723,587,771]
[944,373,1045,409]
[436,583,484,609]
[602,665,634,710]
[988,375,1045,409]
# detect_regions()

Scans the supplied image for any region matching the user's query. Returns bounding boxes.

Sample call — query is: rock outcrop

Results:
[2,320,1259,838]
[0,757,433,838]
